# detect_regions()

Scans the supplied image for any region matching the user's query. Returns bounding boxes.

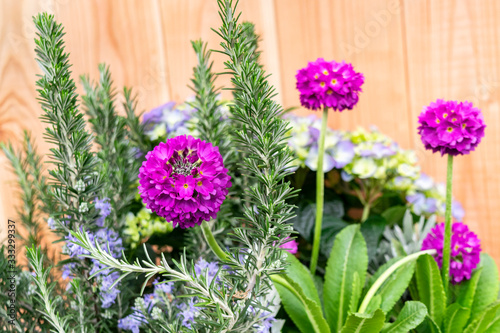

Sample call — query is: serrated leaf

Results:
[381,301,427,333]
[365,260,416,314]
[464,301,500,333]
[419,315,443,333]
[415,254,446,326]
[443,303,470,333]
[457,267,483,309]
[272,274,330,333]
[484,315,500,333]
[340,309,385,333]
[364,294,382,315]
[284,252,322,306]
[470,254,499,324]
[349,272,361,313]
[324,225,368,332]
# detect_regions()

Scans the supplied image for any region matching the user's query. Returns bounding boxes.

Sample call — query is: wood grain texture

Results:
[1,0,499,265]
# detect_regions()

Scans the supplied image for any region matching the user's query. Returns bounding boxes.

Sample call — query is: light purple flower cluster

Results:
[138,135,231,228]
[296,58,364,111]
[421,222,481,283]
[418,99,486,156]
[95,197,112,227]
[194,258,220,285]
[248,306,276,333]
[118,279,174,332]
[63,228,123,308]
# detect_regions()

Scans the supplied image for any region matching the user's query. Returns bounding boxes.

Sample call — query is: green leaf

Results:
[284,252,321,306]
[381,301,427,333]
[470,254,500,323]
[415,254,446,326]
[272,275,331,333]
[364,294,382,315]
[484,315,500,333]
[291,199,348,255]
[349,272,361,313]
[360,215,386,263]
[365,259,416,314]
[324,225,368,332]
[457,267,483,309]
[464,301,500,333]
[381,206,407,226]
[340,309,385,333]
[418,315,443,333]
[443,303,470,333]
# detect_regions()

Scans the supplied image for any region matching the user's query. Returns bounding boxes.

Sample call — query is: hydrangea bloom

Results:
[285,114,354,171]
[124,208,173,248]
[138,135,231,228]
[421,222,481,283]
[418,99,486,156]
[296,58,364,111]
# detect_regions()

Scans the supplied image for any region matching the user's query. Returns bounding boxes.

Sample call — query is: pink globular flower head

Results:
[138,135,231,228]
[421,222,481,284]
[279,237,298,254]
[418,99,486,156]
[296,58,364,111]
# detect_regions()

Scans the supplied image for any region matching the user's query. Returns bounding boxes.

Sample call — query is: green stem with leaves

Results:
[361,203,371,223]
[358,249,437,313]
[441,154,454,294]
[201,221,228,261]
[310,107,328,274]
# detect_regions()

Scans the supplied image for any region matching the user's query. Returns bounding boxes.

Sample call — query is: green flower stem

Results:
[358,249,437,314]
[361,203,371,223]
[441,154,454,294]
[310,107,329,274]
[201,220,228,261]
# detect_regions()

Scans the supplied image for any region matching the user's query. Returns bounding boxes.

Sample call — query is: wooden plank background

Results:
[1,0,499,266]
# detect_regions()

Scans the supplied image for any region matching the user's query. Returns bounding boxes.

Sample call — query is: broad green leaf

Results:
[360,216,386,263]
[291,199,345,243]
[418,315,443,333]
[464,301,500,333]
[415,254,446,326]
[324,225,368,332]
[365,260,416,314]
[484,316,500,333]
[381,206,407,226]
[272,274,330,333]
[381,301,427,333]
[340,309,385,333]
[364,294,382,315]
[470,254,499,324]
[284,252,321,306]
[443,303,470,333]
[349,272,361,313]
[457,267,483,309]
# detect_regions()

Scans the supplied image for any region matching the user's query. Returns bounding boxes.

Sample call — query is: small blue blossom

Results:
[118,310,146,333]
[95,197,112,227]
[177,298,200,329]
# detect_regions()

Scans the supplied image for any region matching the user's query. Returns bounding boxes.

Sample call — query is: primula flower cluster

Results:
[296,58,364,111]
[421,222,481,283]
[418,99,486,156]
[139,135,231,228]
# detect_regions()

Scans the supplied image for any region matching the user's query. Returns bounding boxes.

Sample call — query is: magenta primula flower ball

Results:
[418,99,486,156]
[421,222,481,284]
[138,135,231,228]
[295,58,364,111]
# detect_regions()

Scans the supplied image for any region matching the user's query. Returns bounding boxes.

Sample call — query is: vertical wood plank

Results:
[403,0,500,264]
